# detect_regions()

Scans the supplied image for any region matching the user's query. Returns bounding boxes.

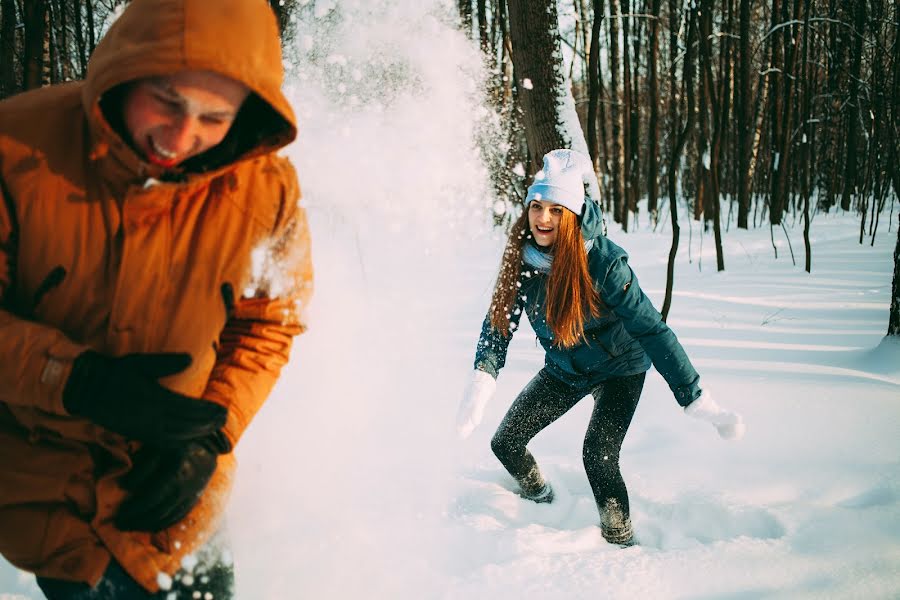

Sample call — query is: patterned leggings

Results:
[491,368,646,525]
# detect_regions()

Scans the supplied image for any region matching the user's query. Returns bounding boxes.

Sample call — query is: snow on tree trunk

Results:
[506,0,590,172]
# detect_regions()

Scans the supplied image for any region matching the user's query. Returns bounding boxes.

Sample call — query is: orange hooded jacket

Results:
[0,0,312,591]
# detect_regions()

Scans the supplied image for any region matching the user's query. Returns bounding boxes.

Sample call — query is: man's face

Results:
[121,70,250,168]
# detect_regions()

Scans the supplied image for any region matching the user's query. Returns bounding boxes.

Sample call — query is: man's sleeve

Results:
[0,183,87,415]
[201,160,314,449]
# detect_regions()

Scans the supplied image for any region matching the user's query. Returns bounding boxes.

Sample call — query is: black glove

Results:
[115,432,230,532]
[62,351,227,445]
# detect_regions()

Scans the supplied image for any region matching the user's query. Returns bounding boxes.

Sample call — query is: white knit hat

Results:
[525,149,599,216]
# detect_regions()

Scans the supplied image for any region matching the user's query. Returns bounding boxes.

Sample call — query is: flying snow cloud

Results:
[280,0,500,245]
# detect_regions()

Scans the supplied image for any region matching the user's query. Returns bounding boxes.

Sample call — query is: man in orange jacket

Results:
[0,0,313,598]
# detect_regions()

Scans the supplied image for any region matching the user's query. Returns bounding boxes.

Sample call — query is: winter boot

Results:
[517,464,555,504]
[520,481,555,504]
[599,499,635,547]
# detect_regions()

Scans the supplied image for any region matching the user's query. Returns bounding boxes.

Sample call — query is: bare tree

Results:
[1,0,17,97]
[608,0,625,226]
[23,0,47,90]
[645,0,661,221]
[798,0,814,272]
[840,0,866,212]
[890,0,900,202]
[890,213,900,335]
[696,0,725,270]
[662,0,697,320]
[736,0,752,228]
[621,0,639,223]
[587,0,604,166]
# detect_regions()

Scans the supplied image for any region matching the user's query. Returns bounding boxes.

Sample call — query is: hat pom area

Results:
[525,149,598,216]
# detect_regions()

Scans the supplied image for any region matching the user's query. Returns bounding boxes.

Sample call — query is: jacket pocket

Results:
[584,327,621,358]
[0,425,73,568]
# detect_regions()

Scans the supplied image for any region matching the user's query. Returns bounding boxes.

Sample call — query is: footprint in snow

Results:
[453,467,786,552]
[633,494,787,549]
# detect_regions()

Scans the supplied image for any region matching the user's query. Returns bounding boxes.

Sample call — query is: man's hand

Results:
[62,351,227,444]
[115,433,229,532]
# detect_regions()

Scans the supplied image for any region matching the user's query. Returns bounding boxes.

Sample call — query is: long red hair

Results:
[489,208,600,348]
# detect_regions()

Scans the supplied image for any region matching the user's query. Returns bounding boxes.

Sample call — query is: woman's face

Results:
[528,200,564,247]
[121,69,250,169]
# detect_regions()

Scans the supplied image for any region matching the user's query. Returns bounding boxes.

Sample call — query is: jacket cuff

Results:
[674,383,702,408]
[474,361,499,380]
[35,340,89,415]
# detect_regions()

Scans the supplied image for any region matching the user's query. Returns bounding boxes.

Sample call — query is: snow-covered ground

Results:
[2,1,899,598]
[3,201,897,600]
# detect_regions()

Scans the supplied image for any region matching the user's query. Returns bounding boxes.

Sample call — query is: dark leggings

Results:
[36,544,233,600]
[491,369,646,521]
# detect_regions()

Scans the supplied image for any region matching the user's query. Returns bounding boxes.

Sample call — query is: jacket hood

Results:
[580,196,606,241]
[82,0,296,174]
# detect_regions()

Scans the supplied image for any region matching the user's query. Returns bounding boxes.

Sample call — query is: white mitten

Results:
[684,390,746,440]
[456,370,497,439]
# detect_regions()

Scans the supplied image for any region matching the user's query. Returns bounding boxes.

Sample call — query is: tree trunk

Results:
[889,213,900,335]
[578,0,590,81]
[766,0,785,224]
[622,0,633,227]
[799,0,813,272]
[628,0,642,218]
[646,0,661,221]
[736,0,751,228]
[698,0,724,270]
[23,0,47,90]
[41,3,51,86]
[0,0,17,97]
[821,0,847,212]
[840,0,866,212]
[607,0,625,227]
[507,0,591,167]
[890,1,900,202]
[587,0,604,165]
[477,0,489,54]
[73,0,87,77]
[712,0,732,270]
[459,0,473,37]
[86,0,95,56]
[662,0,697,321]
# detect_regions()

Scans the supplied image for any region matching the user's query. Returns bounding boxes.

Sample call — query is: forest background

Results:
[0,0,897,328]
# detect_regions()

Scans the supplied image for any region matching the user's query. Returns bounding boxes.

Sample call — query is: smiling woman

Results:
[456,148,746,547]
[121,70,251,169]
[528,200,563,246]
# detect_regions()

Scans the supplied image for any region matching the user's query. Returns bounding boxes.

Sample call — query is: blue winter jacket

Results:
[474,200,702,407]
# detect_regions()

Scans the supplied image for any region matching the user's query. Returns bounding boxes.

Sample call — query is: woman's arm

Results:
[599,256,701,406]
[473,292,524,379]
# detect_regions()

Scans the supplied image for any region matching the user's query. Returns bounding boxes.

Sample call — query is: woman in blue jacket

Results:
[457,149,745,547]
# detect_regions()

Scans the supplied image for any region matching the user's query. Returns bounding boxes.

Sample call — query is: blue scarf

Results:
[523,239,594,274]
